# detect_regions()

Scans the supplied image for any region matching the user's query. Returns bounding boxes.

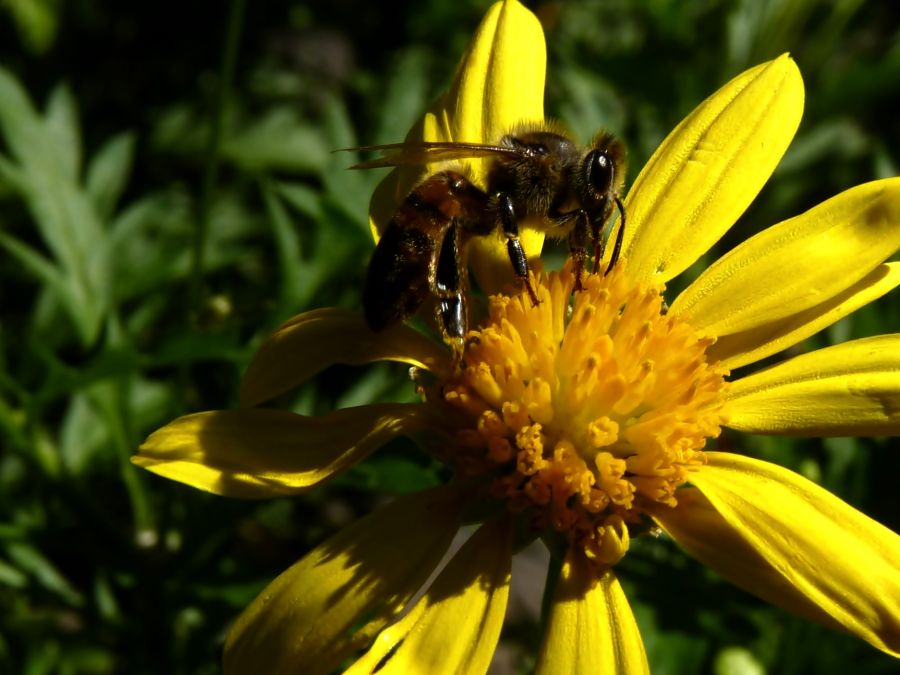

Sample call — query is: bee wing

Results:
[338,141,520,169]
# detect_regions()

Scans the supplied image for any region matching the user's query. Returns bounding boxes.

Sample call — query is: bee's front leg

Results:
[496,193,539,306]
[604,195,627,276]
[589,195,627,276]
[590,211,607,274]
[547,207,589,291]
[567,211,590,291]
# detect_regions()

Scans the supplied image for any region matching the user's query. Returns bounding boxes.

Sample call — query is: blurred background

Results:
[0,0,898,673]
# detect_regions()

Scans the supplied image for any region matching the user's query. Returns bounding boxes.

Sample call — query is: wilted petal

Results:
[708,263,900,369]
[368,0,547,294]
[651,453,900,657]
[345,517,513,675]
[134,404,427,498]
[224,486,466,675]
[536,551,649,675]
[623,55,803,285]
[240,307,450,407]
[672,178,900,337]
[721,335,900,436]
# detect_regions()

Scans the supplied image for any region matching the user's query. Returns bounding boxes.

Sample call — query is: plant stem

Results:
[190,0,247,315]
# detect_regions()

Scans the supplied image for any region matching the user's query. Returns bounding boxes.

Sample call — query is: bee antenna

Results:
[604,196,626,276]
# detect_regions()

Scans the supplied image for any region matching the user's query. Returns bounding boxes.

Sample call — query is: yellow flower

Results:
[133,1,900,673]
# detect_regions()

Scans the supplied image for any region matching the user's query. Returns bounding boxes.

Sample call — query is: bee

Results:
[348,123,626,350]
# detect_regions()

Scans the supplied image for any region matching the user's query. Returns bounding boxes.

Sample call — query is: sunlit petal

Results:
[240,307,450,407]
[672,178,900,336]
[536,551,649,675]
[651,453,900,657]
[346,516,513,675]
[707,263,900,369]
[368,0,546,294]
[622,55,803,285]
[224,486,466,675]
[133,404,427,498]
[721,335,900,436]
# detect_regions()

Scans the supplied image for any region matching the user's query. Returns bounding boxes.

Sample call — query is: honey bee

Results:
[348,123,626,349]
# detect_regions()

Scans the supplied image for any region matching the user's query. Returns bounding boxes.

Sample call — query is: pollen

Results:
[437,262,729,567]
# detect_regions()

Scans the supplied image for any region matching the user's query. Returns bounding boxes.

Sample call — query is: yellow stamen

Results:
[434,262,728,568]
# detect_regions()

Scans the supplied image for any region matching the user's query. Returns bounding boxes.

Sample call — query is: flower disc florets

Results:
[435,263,729,566]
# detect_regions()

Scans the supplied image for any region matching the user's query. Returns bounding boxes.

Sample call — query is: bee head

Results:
[583,132,627,201]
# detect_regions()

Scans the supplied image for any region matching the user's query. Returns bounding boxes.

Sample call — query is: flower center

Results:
[436,263,729,567]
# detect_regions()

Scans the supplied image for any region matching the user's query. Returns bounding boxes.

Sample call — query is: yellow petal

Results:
[240,307,450,408]
[721,335,900,436]
[672,178,900,336]
[368,0,546,294]
[651,453,900,656]
[708,263,900,369]
[346,517,513,675]
[535,551,649,675]
[622,55,803,285]
[133,404,426,498]
[224,486,466,675]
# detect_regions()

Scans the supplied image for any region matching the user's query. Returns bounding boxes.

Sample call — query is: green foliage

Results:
[0,0,897,673]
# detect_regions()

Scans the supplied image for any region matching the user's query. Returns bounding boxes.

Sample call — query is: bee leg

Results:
[438,294,467,361]
[433,223,468,356]
[592,217,607,274]
[497,193,540,306]
[568,210,589,291]
[604,196,627,276]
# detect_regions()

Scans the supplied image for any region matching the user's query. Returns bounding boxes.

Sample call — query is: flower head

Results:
[434,262,728,568]
[134,1,900,673]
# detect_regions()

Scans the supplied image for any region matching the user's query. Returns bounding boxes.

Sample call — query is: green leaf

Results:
[6,543,83,606]
[0,67,111,345]
[93,572,121,622]
[86,131,135,220]
[44,83,82,181]
[222,108,329,173]
[0,65,45,166]
[320,97,377,232]
[0,151,26,191]
[58,393,108,474]
[108,190,193,301]
[260,178,307,320]
[274,181,323,222]
[2,0,60,54]
[373,47,430,143]
[557,66,627,143]
[0,558,28,588]
[0,233,101,345]
[340,453,441,495]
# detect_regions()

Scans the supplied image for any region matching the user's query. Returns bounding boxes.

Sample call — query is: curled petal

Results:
[708,263,900,369]
[133,404,427,498]
[536,551,649,675]
[368,0,547,294]
[673,178,900,337]
[623,54,803,285]
[651,453,900,657]
[346,517,513,675]
[240,308,450,407]
[224,486,466,675]
[721,335,900,436]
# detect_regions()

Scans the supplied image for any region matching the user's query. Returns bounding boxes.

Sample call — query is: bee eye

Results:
[586,150,615,194]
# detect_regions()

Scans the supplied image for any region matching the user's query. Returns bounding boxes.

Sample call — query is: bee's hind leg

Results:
[433,223,469,356]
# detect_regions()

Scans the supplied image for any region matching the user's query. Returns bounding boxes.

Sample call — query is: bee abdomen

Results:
[363,225,436,331]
